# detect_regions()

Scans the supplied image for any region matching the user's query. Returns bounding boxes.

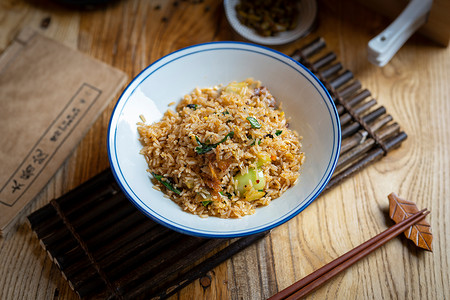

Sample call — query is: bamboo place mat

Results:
[27,37,407,299]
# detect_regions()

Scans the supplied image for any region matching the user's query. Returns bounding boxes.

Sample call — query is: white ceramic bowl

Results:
[224,0,318,46]
[107,42,340,238]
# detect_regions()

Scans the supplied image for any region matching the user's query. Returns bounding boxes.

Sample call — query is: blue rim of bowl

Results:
[107,41,341,238]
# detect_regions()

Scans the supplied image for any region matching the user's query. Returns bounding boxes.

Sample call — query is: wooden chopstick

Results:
[269,209,429,300]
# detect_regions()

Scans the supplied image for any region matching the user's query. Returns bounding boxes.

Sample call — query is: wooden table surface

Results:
[1,0,449,299]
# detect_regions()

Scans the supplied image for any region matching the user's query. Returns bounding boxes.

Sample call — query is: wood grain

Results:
[0,0,449,299]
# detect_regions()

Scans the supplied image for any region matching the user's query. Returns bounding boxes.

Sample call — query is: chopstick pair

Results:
[269,209,430,300]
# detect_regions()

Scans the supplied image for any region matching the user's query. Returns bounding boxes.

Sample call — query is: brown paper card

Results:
[0,28,128,236]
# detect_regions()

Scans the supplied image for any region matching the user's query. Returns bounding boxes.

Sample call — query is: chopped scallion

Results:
[247,116,261,129]
[202,200,213,207]
[152,173,182,195]
[220,191,233,199]
[195,131,234,154]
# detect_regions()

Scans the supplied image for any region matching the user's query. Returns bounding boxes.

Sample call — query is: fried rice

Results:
[137,78,305,218]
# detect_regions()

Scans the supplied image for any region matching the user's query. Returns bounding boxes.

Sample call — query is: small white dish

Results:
[224,0,318,46]
[107,42,340,238]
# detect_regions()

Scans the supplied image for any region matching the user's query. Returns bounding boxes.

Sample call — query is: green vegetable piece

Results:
[186,104,197,110]
[220,191,233,199]
[202,200,213,207]
[195,137,216,154]
[234,167,265,197]
[152,173,182,195]
[275,130,283,136]
[220,131,235,142]
[195,131,234,154]
[247,116,261,129]
[250,138,262,146]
